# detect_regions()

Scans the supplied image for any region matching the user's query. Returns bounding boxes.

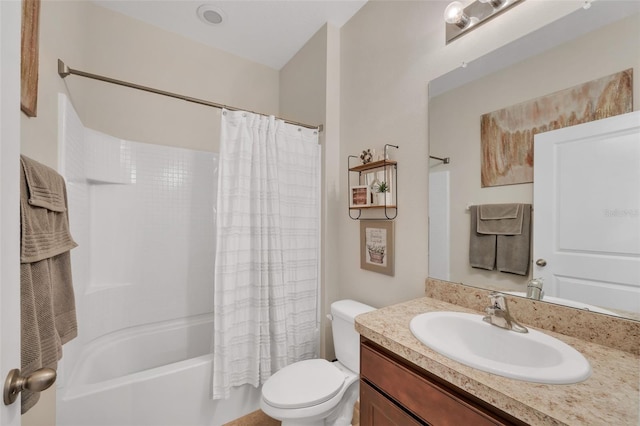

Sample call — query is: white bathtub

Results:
[57,314,262,426]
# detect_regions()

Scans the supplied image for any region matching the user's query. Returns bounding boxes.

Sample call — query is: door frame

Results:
[1,0,23,425]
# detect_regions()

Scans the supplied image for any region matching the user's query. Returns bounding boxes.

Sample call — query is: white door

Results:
[1,0,22,425]
[533,111,640,314]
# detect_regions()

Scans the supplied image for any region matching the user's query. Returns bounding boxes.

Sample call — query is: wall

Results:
[20,2,280,425]
[337,0,591,309]
[429,12,640,291]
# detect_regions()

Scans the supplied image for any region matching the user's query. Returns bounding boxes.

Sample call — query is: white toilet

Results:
[260,299,374,426]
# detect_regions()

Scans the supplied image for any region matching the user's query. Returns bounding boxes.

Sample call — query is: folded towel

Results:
[20,155,77,263]
[496,204,532,276]
[477,203,523,235]
[20,156,78,414]
[469,205,497,270]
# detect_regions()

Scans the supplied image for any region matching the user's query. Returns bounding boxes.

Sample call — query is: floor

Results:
[223,401,360,426]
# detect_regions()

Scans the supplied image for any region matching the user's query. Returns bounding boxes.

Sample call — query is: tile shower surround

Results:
[62,100,217,345]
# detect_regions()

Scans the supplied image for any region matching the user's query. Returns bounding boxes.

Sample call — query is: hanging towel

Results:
[469,205,497,270]
[20,155,78,414]
[477,203,523,235]
[497,204,532,276]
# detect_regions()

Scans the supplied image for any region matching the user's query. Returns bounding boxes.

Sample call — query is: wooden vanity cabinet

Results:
[360,338,528,426]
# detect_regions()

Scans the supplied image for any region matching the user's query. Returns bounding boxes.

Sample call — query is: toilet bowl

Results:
[260,300,374,426]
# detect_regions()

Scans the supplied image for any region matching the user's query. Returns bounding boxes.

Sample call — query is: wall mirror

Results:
[428,1,640,321]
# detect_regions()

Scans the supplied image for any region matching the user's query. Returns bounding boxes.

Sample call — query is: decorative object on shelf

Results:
[359,149,373,164]
[350,185,370,208]
[481,68,632,187]
[374,181,391,206]
[360,220,394,276]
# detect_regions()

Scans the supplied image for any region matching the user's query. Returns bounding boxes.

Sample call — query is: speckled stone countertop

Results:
[355,296,640,425]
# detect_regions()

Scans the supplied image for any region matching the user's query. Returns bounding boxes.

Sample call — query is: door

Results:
[533,111,640,314]
[1,0,22,425]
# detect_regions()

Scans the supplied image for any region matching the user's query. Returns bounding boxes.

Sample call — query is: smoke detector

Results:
[197,4,225,26]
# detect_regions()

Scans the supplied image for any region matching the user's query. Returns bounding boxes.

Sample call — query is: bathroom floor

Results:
[223,410,280,426]
[223,402,360,426]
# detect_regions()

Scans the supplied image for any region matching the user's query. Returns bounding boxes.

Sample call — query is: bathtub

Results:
[57,314,262,426]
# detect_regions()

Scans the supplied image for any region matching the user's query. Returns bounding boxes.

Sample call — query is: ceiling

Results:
[93,0,369,70]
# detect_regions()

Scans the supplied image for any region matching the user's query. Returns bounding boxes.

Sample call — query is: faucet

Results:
[526,278,544,301]
[482,292,528,333]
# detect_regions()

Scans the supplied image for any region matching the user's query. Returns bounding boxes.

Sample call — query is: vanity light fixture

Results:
[444,0,523,44]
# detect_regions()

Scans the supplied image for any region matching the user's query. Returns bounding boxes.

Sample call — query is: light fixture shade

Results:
[444,1,469,28]
[479,0,505,9]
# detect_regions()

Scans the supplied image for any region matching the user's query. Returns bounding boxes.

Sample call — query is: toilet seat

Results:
[262,359,346,409]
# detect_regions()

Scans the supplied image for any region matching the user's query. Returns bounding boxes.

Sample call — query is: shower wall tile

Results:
[85,129,133,184]
[61,93,217,344]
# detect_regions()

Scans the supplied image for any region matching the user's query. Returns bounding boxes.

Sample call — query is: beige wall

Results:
[336,0,588,309]
[430,12,640,292]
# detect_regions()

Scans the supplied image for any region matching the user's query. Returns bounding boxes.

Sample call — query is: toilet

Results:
[260,299,375,426]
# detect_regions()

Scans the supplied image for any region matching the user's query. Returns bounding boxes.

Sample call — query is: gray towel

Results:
[469,205,496,270]
[496,204,532,276]
[477,203,523,235]
[20,156,78,414]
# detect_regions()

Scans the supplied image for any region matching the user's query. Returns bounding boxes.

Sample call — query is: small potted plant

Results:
[374,181,390,206]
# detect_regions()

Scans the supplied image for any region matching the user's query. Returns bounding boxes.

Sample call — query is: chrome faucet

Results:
[526,278,544,301]
[483,292,528,333]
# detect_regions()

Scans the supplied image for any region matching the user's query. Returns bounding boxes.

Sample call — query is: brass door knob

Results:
[3,368,56,405]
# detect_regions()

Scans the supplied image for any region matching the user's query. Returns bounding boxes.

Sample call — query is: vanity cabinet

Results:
[360,338,527,426]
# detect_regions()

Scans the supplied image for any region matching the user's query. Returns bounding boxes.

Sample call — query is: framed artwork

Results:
[350,185,370,208]
[21,0,41,117]
[480,68,632,187]
[360,220,394,276]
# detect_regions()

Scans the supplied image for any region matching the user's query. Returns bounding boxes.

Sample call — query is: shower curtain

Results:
[212,109,320,399]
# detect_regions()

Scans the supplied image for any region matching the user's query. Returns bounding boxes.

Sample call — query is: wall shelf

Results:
[348,145,398,220]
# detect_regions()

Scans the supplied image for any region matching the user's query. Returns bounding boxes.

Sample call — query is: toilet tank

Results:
[331,300,375,373]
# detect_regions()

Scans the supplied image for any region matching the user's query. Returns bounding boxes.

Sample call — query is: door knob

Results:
[3,368,56,405]
[536,259,547,267]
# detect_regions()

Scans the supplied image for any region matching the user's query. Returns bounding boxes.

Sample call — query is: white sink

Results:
[409,311,591,384]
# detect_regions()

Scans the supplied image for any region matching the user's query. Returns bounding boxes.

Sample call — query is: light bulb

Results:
[444,1,470,28]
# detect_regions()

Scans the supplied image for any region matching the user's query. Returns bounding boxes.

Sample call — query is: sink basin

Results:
[409,311,591,384]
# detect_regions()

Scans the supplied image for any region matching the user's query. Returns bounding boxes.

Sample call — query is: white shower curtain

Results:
[212,109,320,400]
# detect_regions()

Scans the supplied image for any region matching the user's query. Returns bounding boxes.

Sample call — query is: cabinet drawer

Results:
[360,380,423,426]
[361,341,515,426]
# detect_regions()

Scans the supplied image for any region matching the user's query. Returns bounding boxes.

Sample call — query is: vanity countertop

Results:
[355,296,639,426]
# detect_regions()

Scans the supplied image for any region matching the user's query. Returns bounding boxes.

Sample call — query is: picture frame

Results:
[360,220,394,276]
[350,185,370,208]
[21,0,41,117]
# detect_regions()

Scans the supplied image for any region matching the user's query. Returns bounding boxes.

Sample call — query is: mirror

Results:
[428,1,640,321]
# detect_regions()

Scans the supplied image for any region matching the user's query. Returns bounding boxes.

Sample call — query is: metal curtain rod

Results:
[57,59,323,132]
[429,155,450,164]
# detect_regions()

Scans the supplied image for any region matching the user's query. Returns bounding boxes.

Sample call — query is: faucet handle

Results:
[487,291,506,309]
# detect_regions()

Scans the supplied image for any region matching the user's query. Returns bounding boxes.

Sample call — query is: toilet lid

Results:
[262,359,345,409]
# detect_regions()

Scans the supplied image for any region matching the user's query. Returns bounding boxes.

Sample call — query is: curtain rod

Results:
[429,155,450,164]
[57,59,323,132]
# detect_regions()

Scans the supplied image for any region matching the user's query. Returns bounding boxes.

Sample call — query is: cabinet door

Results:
[360,380,423,426]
